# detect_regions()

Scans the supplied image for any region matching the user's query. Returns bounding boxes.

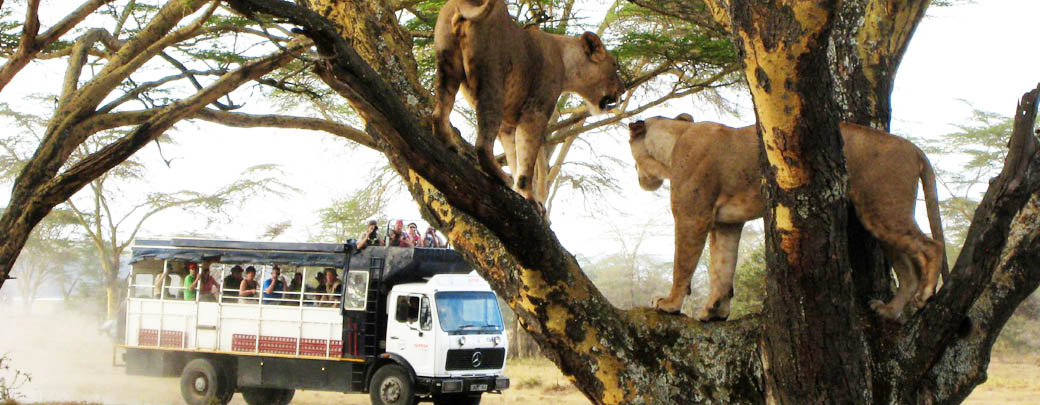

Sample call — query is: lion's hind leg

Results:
[860,210,941,317]
[697,222,743,322]
[870,244,919,322]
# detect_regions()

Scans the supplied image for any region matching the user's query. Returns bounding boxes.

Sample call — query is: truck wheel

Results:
[241,387,295,405]
[180,358,230,405]
[433,393,481,405]
[369,364,415,405]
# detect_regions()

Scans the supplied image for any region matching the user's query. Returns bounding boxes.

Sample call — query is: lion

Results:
[628,114,948,322]
[433,0,626,202]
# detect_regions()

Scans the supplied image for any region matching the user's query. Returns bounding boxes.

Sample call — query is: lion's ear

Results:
[628,120,647,140]
[582,32,607,62]
[675,113,694,122]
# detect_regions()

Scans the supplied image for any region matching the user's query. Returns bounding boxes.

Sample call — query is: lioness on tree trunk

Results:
[431,0,626,203]
[628,116,946,322]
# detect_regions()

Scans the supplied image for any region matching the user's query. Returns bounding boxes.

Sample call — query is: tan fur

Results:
[629,116,947,322]
[433,0,625,202]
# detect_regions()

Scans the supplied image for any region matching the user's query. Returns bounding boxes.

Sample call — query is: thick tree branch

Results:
[894,84,1040,403]
[0,0,115,93]
[59,28,122,108]
[193,109,378,149]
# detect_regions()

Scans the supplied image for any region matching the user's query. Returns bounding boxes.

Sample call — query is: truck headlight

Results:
[442,379,463,393]
[495,377,510,390]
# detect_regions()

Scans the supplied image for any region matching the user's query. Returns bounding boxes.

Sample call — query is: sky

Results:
[1,0,1038,272]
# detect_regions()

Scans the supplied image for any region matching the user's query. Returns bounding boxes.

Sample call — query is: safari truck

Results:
[119,238,509,405]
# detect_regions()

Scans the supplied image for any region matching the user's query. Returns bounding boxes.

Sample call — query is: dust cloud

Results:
[0,301,367,404]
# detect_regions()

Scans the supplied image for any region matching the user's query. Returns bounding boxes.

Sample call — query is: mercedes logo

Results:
[471,351,483,368]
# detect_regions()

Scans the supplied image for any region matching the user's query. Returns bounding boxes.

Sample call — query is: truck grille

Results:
[445,348,505,371]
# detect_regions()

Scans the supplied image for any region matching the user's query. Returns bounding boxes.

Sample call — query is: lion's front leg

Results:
[697,222,743,322]
[654,217,710,314]
[513,112,549,203]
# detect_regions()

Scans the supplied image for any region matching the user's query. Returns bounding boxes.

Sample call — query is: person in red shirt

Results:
[196,265,219,302]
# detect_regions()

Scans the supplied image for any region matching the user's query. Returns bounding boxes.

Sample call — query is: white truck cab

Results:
[119,238,509,405]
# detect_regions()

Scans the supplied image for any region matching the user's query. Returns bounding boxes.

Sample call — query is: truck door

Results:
[387,293,435,376]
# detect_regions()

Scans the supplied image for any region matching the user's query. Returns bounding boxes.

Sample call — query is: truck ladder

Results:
[351,257,385,391]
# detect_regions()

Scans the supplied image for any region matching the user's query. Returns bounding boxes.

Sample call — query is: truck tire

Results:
[369,364,415,405]
[241,387,295,405]
[433,393,481,405]
[180,358,231,405]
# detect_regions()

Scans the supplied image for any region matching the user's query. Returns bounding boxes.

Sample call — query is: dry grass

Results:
[3,303,1038,404]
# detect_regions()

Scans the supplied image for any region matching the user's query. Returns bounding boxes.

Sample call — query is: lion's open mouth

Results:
[599,94,619,111]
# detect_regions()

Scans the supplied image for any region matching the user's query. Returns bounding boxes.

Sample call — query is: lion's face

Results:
[572,32,626,115]
[628,119,666,191]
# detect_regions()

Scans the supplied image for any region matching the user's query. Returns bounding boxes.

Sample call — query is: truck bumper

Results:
[416,375,510,394]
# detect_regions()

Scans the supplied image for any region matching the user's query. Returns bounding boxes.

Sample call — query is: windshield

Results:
[435,291,504,335]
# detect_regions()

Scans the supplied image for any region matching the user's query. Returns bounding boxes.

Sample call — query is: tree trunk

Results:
[715,1,873,401]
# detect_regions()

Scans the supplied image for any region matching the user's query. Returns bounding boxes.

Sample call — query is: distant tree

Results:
[312,168,394,243]
[584,219,672,309]
[10,208,79,310]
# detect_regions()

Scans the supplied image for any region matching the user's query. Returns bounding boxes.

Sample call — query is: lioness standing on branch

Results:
[629,115,948,322]
[432,0,626,203]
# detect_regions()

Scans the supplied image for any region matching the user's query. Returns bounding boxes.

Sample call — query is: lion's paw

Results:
[695,307,728,323]
[652,296,684,314]
[870,299,905,323]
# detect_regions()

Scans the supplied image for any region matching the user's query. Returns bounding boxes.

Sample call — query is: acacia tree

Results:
[0,0,1036,403]
[222,0,1040,403]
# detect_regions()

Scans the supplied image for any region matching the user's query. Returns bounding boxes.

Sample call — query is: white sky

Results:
[1,0,1037,266]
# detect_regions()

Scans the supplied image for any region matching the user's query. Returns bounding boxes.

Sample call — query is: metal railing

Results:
[125,261,346,357]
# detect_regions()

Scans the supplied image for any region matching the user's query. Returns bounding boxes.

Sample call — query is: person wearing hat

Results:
[356,219,383,249]
[183,263,199,301]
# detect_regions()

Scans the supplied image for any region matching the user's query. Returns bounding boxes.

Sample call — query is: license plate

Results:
[470,383,488,391]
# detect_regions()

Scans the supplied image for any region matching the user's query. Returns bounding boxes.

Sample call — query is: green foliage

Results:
[312,168,396,243]
[729,245,766,319]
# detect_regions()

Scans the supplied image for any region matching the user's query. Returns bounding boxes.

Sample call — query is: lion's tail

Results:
[918,149,950,282]
[457,0,495,21]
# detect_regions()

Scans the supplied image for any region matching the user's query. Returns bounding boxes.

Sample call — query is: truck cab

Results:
[383,274,507,403]
[120,238,509,405]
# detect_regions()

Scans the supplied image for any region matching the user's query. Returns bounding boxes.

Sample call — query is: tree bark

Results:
[710,0,874,402]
